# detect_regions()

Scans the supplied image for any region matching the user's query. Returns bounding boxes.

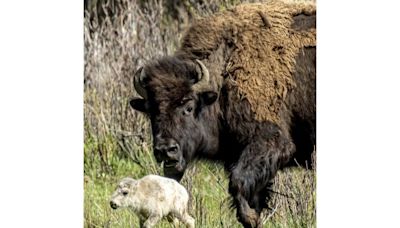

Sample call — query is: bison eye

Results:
[183,106,193,115]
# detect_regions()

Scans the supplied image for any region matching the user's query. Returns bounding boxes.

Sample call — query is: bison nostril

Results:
[154,139,179,161]
[167,145,178,154]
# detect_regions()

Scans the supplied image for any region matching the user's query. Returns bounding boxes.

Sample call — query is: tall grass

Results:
[84,0,316,227]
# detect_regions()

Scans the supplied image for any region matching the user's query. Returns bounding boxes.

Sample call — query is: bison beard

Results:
[129,1,316,228]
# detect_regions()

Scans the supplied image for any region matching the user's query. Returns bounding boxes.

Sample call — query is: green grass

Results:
[84,0,316,226]
[84,138,316,228]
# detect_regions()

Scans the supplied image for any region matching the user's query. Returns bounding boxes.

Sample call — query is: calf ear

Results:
[200,91,218,106]
[125,178,138,187]
[129,98,147,113]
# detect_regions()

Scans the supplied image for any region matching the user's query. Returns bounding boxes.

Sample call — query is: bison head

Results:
[130,57,218,181]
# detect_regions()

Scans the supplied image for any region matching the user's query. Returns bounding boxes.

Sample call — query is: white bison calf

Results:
[110,174,195,228]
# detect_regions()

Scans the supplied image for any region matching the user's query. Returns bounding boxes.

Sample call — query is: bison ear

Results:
[130,98,147,113]
[200,91,218,106]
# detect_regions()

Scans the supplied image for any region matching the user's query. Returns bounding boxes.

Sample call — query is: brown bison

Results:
[129,1,316,227]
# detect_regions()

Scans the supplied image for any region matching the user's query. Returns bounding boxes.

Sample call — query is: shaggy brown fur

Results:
[178,0,316,124]
[130,1,316,227]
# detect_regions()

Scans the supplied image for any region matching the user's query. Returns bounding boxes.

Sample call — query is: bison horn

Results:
[133,66,148,99]
[192,59,210,92]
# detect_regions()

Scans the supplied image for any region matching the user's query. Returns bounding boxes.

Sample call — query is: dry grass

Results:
[84,0,316,227]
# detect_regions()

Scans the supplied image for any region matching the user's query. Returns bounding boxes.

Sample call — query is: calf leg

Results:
[229,133,294,228]
[166,215,180,227]
[141,215,162,228]
[138,215,146,228]
[174,210,195,228]
[182,212,195,228]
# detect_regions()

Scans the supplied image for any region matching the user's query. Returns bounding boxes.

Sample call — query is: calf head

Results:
[130,57,218,181]
[110,178,137,209]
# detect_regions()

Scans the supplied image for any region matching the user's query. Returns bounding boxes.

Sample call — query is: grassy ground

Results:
[84,141,316,228]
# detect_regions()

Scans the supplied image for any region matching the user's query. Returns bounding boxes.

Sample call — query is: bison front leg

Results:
[229,133,294,228]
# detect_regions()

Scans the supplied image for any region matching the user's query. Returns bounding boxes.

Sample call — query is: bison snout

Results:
[110,201,118,209]
[154,138,180,162]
